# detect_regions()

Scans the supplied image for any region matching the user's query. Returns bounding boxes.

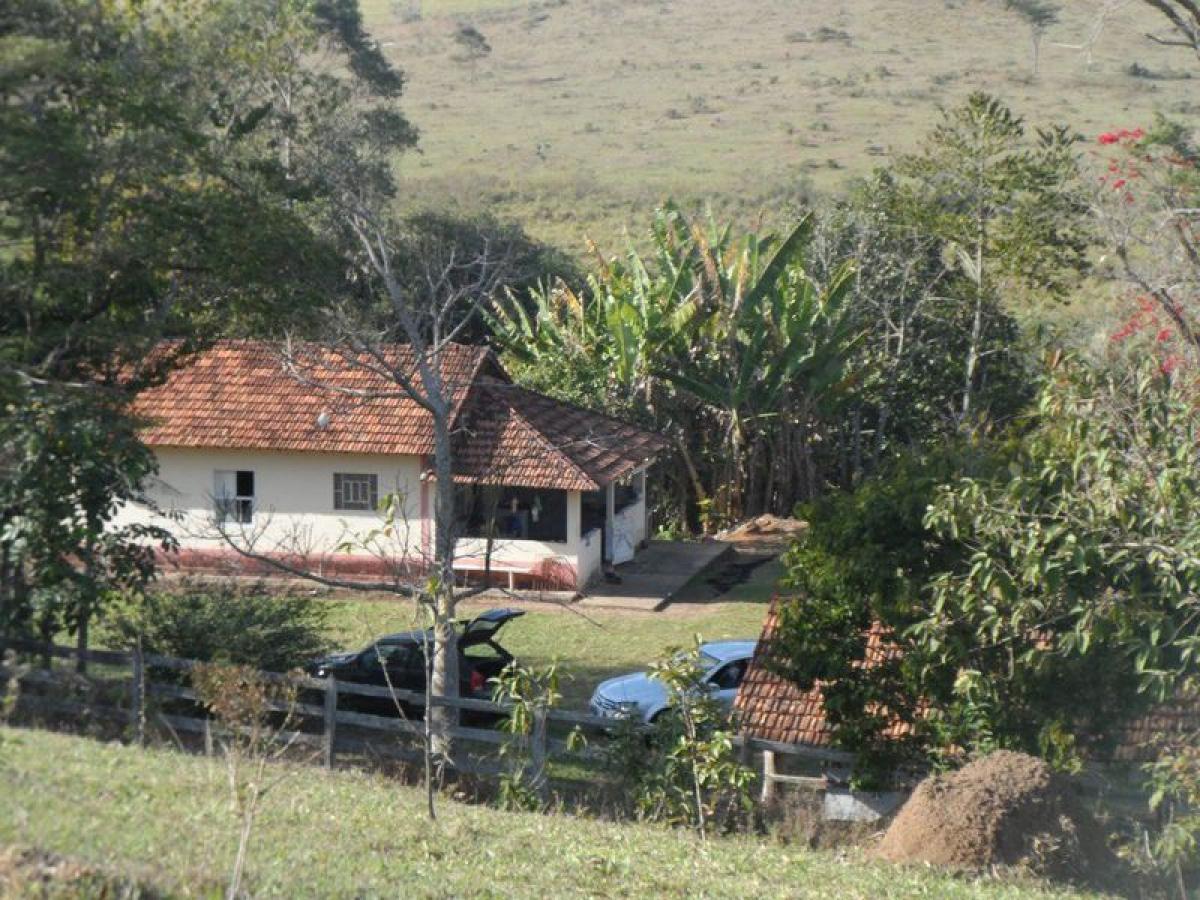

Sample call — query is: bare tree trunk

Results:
[962,201,987,421]
[429,408,460,763]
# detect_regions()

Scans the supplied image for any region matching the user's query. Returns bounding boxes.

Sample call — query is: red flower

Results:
[1157,328,1173,343]
[1099,133,1119,145]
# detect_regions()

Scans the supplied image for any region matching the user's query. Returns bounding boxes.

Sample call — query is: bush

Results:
[603,640,753,837]
[103,581,330,672]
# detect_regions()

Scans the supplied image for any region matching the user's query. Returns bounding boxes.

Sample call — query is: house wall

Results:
[115,446,424,560]
[577,526,603,587]
[611,468,650,565]
[115,447,590,589]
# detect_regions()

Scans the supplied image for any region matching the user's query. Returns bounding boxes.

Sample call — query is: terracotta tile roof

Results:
[134,340,665,490]
[1112,693,1200,763]
[735,597,914,747]
[738,597,1198,762]
[451,382,670,491]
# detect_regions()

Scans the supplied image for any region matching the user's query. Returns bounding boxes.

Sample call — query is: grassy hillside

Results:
[0,727,1101,898]
[362,0,1196,250]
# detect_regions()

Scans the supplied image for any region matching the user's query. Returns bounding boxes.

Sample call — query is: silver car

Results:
[588,640,757,724]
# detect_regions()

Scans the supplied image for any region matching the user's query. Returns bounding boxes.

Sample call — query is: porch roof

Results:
[451,381,669,491]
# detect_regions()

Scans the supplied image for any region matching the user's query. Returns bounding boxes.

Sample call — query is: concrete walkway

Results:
[577,539,732,611]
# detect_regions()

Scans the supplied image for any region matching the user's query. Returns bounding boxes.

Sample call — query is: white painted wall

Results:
[115,447,426,559]
[577,527,603,587]
[116,447,595,588]
[611,468,649,565]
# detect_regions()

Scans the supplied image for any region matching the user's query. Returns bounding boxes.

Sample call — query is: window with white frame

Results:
[214,470,255,524]
[334,473,379,511]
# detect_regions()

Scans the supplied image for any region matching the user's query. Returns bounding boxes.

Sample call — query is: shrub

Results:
[603,640,753,838]
[103,581,330,672]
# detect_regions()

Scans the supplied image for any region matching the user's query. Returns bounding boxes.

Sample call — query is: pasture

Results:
[363,0,1194,249]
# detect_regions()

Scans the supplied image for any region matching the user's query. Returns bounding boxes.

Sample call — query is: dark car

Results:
[307,608,525,718]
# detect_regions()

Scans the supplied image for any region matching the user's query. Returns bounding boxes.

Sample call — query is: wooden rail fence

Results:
[0,638,854,796]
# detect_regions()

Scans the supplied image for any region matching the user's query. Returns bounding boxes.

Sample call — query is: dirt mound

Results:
[876,751,1112,883]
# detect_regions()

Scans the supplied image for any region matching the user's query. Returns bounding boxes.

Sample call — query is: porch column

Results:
[603,481,615,566]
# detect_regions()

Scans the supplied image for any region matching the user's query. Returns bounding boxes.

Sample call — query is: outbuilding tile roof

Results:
[737,597,1198,763]
[135,340,665,491]
[734,598,913,747]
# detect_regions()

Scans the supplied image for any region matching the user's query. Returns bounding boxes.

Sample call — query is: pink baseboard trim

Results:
[159,548,579,591]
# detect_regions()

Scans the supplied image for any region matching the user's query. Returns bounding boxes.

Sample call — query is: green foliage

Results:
[491,659,581,811]
[808,172,1031,473]
[899,93,1090,302]
[104,582,331,673]
[604,639,753,836]
[774,352,1200,784]
[491,206,859,529]
[1147,730,1200,875]
[920,356,1200,757]
[0,387,174,643]
[0,0,416,648]
[898,93,1090,419]
[771,447,991,784]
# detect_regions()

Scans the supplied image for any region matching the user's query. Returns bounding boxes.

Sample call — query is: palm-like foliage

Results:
[488,207,859,529]
[665,213,858,521]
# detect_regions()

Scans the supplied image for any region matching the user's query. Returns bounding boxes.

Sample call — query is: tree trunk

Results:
[962,200,987,421]
[429,408,459,764]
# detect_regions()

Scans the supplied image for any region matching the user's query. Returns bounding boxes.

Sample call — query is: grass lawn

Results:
[321,556,785,709]
[0,726,1100,899]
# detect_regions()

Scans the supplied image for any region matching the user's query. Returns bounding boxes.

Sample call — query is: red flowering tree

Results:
[1093,119,1200,371]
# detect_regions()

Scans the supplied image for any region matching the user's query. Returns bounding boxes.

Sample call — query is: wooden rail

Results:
[0,637,854,791]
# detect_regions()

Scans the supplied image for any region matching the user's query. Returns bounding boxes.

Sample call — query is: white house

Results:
[116,341,667,591]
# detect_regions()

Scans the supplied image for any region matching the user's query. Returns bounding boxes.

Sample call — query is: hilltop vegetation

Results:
[365,0,1195,249]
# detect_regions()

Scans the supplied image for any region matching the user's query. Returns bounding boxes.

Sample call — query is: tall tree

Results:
[807,173,1029,483]
[898,93,1090,422]
[0,0,416,644]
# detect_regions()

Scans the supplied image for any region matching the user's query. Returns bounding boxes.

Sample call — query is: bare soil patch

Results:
[877,751,1116,887]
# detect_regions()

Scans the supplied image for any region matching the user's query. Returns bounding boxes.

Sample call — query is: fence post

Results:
[323,676,338,770]
[529,706,548,803]
[130,640,145,747]
[203,716,214,757]
[760,749,777,804]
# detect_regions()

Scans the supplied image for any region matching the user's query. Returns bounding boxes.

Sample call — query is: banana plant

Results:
[487,208,702,405]
[661,214,859,522]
